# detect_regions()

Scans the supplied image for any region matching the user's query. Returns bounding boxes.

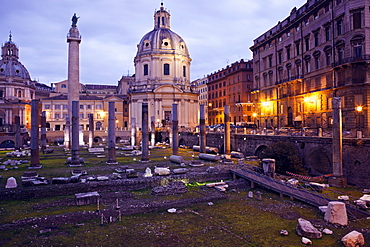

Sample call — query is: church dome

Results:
[135,4,190,59]
[0,35,31,80]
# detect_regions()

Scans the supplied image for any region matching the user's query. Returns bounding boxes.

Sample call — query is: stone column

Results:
[71,101,81,166]
[224,105,231,155]
[329,97,346,187]
[67,21,81,123]
[40,111,46,152]
[14,116,21,150]
[141,103,149,161]
[199,104,206,153]
[30,100,41,168]
[172,104,179,155]
[131,118,136,146]
[88,113,94,148]
[151,116,155,146]
[107,102,117,164]
[64,117,70,149]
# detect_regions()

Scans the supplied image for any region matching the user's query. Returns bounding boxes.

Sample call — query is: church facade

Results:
[0,35,36,131]
[128,4,199,130]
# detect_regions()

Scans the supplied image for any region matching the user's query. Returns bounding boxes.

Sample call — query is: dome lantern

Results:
[154,2,171,29]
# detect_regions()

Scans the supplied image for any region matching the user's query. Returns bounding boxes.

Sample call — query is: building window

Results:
[45,105,50,110]
[353,41,362,58]
[55,105,61,110]
[353,11,362,29]
[295,42,300,55]
[278,51,282,64]
[337,20,343,36]
[164,64,170,75]
[55,114,60,119]
[286,46,291,60]
[337,46,344,63]
[305,58,311,73]
[325,27,331,41]
[63,104,68,110]
[297,65,301,77]
[325,51,331,66]
[315,57,320,70]
[80,105,84,109]
[305,37,310,51]
[55,125,61,131]
[268,56,272,68]
[87,105,91,109]
[96,104,102,110]
[61,84,66,88]
[183,66,186,77]
[80,113,84,119]
[314,32,319,47]
[143,64,148,76]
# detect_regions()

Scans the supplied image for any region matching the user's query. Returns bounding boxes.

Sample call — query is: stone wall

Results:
[0,171,231,200]
[179,132,370,188]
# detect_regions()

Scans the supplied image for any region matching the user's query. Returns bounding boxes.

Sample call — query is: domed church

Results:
[0,34,36,130]
[128,3,198,129]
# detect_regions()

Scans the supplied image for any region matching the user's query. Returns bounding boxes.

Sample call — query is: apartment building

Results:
[207,59,254,126]
[250,0,370,136]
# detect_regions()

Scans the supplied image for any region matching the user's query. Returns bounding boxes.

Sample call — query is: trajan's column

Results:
[67,13,81,120]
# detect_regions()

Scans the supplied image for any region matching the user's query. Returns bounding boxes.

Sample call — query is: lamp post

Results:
[356,106,363,138]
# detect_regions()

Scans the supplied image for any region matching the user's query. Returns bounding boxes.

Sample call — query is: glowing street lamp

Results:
[356,106,363,138]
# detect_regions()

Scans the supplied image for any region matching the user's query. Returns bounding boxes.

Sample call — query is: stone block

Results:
[324,201,348,226]
[296,218,322,239]
[341,230,365,247]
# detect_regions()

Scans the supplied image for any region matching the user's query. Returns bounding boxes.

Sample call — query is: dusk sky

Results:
[2,0,307,86]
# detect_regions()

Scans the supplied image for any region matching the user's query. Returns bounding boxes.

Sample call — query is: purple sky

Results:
[2,0,307,85]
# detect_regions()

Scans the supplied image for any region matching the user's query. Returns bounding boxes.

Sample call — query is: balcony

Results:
[333,55,370,67]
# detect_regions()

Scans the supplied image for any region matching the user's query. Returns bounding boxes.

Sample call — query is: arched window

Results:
[313,51,321,70]
[335,40,345,64]
[61,84,67,88]
[324,46,332,66]
[164,64,170,75]
[351,35,364,58]
[143,64,148,76]
[304,55,311,73]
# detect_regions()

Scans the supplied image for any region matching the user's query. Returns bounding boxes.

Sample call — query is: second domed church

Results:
[129,3,198,129]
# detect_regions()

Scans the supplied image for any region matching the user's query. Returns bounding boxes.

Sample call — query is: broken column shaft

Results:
[14,116,21,150]
[141,103,149,161]
[172,104,178,155]
[88,113,94,148]
[40,111,46,152]
[107,102,117,164]
[224,105,231,155]
[30,100,40,168]
[199,104,206,154]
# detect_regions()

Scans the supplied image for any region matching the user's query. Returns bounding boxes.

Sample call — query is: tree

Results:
[261,141,307,175]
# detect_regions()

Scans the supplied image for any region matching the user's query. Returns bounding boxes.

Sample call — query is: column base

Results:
[328,177,347,188]
[28,165,43,170]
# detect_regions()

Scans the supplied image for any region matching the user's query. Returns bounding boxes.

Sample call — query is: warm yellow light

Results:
[208,103,213,107]
[252,112,257,118]
[304,97,310,103]
[100,111,106,117]
[356,106,363,112]
[261,101,270,107]
[116,120,119,123]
